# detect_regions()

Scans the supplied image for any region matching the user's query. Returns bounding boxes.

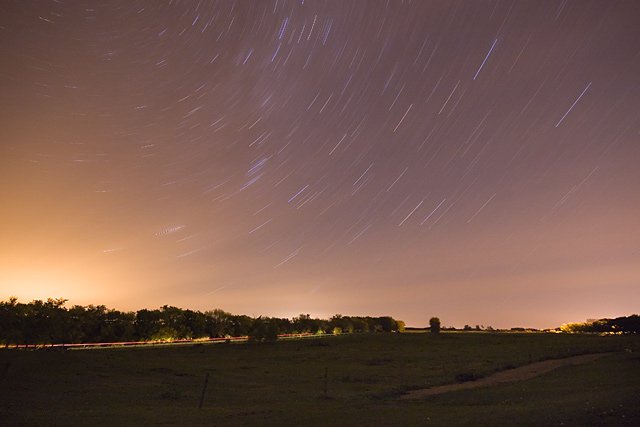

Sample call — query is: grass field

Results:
[1,332,639,426]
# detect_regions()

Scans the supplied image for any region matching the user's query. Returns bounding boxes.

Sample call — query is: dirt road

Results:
[400,352,610,400]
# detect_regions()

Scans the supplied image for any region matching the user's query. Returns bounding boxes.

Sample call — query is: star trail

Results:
[1,0,639,328]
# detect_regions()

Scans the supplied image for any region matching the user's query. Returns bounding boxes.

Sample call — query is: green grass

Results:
[1,332,639,426]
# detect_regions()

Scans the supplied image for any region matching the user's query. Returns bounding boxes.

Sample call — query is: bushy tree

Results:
[0,297,23,346]
[376,316,397,332]
[429,317,441,334]
[352,317,370,333]
[204,309,232,337]
[332,315,356,333]
[135,309,162,340]
[293,314,324,334]
[248,317,279,343]
[229,314,253,336]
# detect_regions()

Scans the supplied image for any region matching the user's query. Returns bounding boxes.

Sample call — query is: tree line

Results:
[559,315,640,334]
[0,297,406,346]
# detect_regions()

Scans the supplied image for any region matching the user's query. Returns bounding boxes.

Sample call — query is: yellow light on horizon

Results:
[0,270,98,304]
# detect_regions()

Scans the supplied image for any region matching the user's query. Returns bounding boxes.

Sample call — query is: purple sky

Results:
[1,0,639,328]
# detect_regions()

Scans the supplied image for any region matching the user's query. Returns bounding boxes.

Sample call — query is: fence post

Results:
[198,372,210,409]
[323,367,328,398]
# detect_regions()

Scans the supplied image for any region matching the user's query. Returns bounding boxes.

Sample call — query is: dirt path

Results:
[400,352,611,400]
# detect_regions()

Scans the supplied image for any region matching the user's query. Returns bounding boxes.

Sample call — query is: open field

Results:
[1,332,639,426]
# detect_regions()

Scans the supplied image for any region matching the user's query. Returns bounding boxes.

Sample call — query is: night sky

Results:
[1,1,639,328]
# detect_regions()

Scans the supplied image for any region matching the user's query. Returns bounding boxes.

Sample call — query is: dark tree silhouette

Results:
[248,317,279,343]
[0,297,407,345]
[429,317,441,334]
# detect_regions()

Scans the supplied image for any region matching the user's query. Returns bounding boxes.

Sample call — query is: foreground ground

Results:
[1,332,639,426]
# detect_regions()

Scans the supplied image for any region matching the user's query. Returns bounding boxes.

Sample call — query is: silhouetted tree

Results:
[183,309,207,338]
[205,309,232,337]
[376,316,397,332]
[0,298,408,345]
[429,317,441,334]
[0,297,22,346]
[293,314,324,333]
[134,309,162,340]
[351,317,370,333]
[229,314,253,336]
[248,317,279,343]
[329,315,355,334]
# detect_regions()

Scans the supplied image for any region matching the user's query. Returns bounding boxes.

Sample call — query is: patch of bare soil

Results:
[400,352,611,400]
